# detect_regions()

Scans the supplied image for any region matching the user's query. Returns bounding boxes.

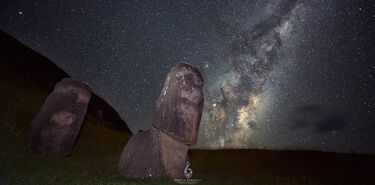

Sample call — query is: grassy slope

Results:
[190,149,375,185]
[1,67,375,185]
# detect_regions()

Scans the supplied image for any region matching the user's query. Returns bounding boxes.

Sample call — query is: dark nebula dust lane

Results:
[1,0,374,153]
[200,0,301,148]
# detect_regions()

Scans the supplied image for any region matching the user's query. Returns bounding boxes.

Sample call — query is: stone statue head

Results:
[152,63,204,145]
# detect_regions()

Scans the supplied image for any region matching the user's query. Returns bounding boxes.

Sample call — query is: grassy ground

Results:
[1,70,375,185]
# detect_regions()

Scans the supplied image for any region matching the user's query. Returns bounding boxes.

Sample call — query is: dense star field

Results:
[0,0,374,153]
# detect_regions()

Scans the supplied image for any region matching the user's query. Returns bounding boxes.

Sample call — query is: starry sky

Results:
[1,0,374,153]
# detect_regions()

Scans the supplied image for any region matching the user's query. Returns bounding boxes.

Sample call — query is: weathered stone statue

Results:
[119,63,204,179]
[24,78,91,156]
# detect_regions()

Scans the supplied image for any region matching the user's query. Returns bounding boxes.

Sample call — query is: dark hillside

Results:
[0,30,130,132]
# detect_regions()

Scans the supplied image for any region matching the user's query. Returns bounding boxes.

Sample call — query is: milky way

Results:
[1,0,374,153]
[199,0,301,148]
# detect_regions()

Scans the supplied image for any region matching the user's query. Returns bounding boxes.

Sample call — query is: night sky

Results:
[1,0,374,153]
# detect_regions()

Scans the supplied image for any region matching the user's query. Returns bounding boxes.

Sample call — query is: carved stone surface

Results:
[153,63,204,145]
[24,78,91,156]
[119,63,204,179]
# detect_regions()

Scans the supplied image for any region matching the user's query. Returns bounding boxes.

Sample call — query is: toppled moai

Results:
[24,78,91,156]
[119,63,204,180]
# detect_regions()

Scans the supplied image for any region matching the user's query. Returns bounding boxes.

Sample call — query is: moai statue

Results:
[24,78,91,156]
[119,63,204,179]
